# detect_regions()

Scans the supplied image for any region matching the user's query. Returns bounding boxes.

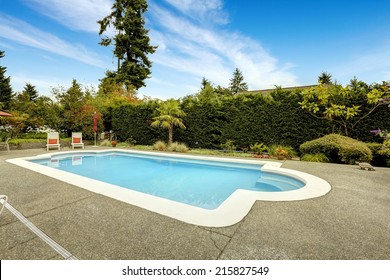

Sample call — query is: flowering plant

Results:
[275,147,288,157]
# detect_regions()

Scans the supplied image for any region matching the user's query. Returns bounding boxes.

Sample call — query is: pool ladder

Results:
[0,195,8,216]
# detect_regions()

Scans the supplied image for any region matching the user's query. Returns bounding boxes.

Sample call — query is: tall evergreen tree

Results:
[98,0,157,90]
[0,50,13,109]
[229,68,248,95]
[318,71,333,85]
[201,77,211,90]
[23,83,39,102]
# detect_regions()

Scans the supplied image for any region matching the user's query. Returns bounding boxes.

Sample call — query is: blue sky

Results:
[1,0,390,100]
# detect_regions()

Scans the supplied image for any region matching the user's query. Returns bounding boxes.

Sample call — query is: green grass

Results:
[127,145,259,159]
[9,138,72,145]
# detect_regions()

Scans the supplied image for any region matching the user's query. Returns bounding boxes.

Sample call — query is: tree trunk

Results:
[168,126,173,146]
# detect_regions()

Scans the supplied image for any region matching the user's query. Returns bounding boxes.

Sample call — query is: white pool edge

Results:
[6,149,331,227]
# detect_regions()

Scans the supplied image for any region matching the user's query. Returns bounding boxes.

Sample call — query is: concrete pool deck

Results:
[1,148,389,259]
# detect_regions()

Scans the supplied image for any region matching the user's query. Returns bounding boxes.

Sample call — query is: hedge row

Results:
[111,90,390,151]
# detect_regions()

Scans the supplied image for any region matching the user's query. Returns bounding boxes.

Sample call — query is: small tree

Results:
[151,99,186,145]
[0,50,13,110]
[197,83,217,102]
[229,68,248,95]
[52,79,88,136]
[300,80,389,136]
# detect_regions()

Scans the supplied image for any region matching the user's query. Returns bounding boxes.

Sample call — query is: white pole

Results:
[93,132,98,147]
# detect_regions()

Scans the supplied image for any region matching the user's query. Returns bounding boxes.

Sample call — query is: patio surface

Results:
[0,147,389,260]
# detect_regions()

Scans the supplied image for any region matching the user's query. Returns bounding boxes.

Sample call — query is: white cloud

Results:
[0,14,106,68]
[163,0,229,24]
[25,0,113,33]
[11,74,99,97]
[11,75,69,96]
[149,5,297,90]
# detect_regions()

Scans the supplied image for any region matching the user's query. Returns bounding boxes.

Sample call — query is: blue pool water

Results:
[31,152,304,209]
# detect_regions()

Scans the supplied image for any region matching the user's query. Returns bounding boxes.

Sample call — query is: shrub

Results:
[18,132,47,139]
[125,136,137,146]
[167,142,179,152]
[167,142,189,153]
[301,153,330,163]
[249,142,268,155]
[153,140,167,151]
[376,139,390,167]
[268,145,296,159]
[379,137,390,155]
[300,134,372,164]
[100,139,111,147]
[365,143,388,166]
[220,139,236,152]
[175,143,189,153]
[0,131,10,141]
[117,142,129,148]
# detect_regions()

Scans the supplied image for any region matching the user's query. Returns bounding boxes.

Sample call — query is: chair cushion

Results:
[48,139,58,144]
[73,137,81,143]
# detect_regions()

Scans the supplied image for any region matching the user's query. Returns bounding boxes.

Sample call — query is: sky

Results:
[0,0,390,100]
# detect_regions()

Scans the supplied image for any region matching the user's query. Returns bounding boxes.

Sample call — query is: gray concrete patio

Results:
[0,148,389,259]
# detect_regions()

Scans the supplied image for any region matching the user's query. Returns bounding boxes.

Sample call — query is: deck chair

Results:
[0,195,7,216]
[46,132,60,151]
[71,132,84,149]
[0,138,10,152]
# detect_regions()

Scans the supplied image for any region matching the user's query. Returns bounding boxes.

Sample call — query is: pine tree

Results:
[229,68,248,95]
[23,83,39,102]
[98,0,157,90]
[201,77,211,90]
[0,50,13,109]
[318,71,333,85]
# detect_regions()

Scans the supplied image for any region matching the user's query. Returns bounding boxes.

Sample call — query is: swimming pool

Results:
[30,152,304,210]
[7,150,331,227]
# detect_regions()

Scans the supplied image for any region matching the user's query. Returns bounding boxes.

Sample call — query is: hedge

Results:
[112,101,164,145]
[111,90,390,151]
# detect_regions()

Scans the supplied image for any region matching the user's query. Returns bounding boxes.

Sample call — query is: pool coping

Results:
[6,149,331,227]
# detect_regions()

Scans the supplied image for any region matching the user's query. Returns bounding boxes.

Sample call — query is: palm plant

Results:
[151,99,186,145]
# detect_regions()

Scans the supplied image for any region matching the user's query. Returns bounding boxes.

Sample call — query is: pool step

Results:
[254,173,303,191]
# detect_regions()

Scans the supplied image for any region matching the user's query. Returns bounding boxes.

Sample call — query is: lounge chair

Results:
[71,132,84,149]
[46,132,61,151]
[0,138,10,152]
[0,195,7,216]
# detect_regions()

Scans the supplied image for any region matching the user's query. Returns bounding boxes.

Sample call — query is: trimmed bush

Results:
[300,134,372,164]
[301,153,330,163]
[17,132,47,139]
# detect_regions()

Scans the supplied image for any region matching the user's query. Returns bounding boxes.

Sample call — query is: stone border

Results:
[6,149,331,227]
